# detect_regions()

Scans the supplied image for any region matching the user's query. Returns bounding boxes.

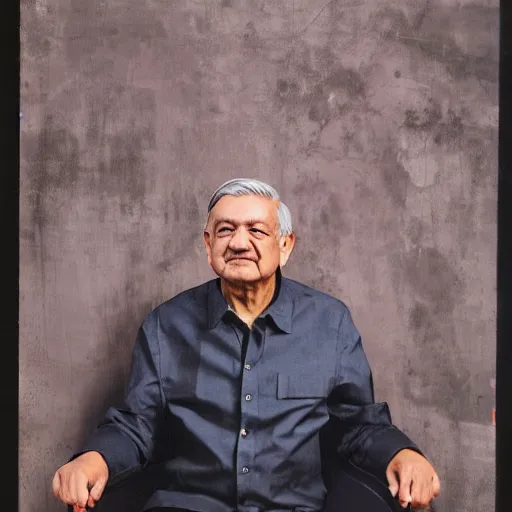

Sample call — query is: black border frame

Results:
[496,1,511,511]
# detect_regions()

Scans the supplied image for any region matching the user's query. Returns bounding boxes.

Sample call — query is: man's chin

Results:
[225,273,261,284]
[217,267,262,284]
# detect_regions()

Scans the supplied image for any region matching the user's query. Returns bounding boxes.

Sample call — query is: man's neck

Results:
[220,274,277,329]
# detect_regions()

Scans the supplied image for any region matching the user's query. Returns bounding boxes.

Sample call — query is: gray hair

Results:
[206,178,293,236]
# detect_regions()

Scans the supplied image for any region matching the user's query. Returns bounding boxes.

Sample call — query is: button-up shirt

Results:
[79,271,419,512]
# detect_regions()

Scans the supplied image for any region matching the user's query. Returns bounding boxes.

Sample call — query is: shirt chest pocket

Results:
[277,372,331,399]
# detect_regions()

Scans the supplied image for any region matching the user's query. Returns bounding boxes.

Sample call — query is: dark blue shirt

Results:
[80,272,419,512]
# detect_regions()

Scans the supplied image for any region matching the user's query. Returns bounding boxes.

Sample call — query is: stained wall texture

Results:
[20,1,499,511]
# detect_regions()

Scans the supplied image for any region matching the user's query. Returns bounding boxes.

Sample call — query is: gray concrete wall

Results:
[20,1,498,511]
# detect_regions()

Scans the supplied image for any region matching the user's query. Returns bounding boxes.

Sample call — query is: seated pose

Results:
[52,178,440,512]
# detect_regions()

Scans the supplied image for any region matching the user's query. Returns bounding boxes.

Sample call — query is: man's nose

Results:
[228,227,250,251]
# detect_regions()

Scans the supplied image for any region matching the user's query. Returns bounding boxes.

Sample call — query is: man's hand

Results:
[52,451,109,509]
[386,449,440,509]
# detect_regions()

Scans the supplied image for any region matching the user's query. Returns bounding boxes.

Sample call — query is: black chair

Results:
[67,421,407,512]
[67,462,404,512]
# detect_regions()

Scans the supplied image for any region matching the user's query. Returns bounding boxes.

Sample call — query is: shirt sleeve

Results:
[74,317,166,487]
[326,306,423,481]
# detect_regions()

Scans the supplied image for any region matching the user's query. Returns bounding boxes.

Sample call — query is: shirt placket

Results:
[235,322,265,507]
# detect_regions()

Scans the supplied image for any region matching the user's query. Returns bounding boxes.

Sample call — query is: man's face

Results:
[204,194,295,285]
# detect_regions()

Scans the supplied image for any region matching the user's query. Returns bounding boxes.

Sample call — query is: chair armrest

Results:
[335,458,410,511]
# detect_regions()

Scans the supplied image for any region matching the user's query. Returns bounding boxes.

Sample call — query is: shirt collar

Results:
[207,268,293,334]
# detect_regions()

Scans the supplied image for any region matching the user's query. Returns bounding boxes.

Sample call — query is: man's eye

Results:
[218,227,232,233]
[250,228,266,234]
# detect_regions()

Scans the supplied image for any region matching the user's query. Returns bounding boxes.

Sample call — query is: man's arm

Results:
[78,319,166,484]
[327,306,420,476]
[52,317,166,508]
[327,306,440,508]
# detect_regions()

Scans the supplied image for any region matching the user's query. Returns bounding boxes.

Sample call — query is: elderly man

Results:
[52,178,440,512]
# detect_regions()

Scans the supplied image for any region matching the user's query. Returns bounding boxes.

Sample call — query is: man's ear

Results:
[279,232,296,267]
[204,230,213,266]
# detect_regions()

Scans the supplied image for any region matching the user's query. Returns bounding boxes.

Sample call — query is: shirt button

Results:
[244,364,252,370]
[240,428,248,438]
[245,394,252,401]
[242,466,249,474]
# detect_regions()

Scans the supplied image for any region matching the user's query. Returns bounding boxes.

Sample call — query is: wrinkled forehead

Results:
[207,194,280,227]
